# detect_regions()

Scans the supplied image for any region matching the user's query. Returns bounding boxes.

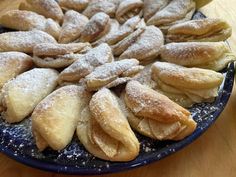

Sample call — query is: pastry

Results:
[80,12,111,43]
[116,0,143,24]
[32,85,91,151]
[0,10,61,40]
[58,43,113,84]
[1,68,58,123]
[151,62,224,104]
[85,59,144,91]
[58,0,89,12]
[0,30,57,53]
[77,88,139,161]
[147,0,196,32]
[19,0,64,23]
[83,0,119,18]
[119,25,164,63]
[59,10,89,44]
[160,42,236,71]
[166,18,232,43]
[33,43,91,68]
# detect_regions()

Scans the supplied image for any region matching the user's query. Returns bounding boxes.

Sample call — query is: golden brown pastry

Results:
[59,10,89,44]
[122,80,197,140]
[160,42,236,71]
[119,25,164,63]
[58,43,113,84]
[19,0,64,23]
[166,18,232,43]
[85,59,144,91]
[33,43,91,68]
[32,85,91,151]
[0,30,57,53]
[80,12,111,43]
[151,62,224,105]
[0,10,61,40]
[58,0,89,12]
[77,88,139,161]
[147,0,196,32]
[116,0,143,24]
[1,68,58,123]
[83,0,119,18]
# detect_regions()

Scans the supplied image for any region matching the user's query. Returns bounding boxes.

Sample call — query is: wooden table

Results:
[0,0,235,177]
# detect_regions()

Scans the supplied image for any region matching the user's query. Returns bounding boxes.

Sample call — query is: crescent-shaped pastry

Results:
[166,18,232,43]
[85,59,144,91]
[151,62,224,104]
[83,0,119,18]
[0,30,57,53]
[32,85,91,151]
[58,43,113,84]
[160,42,236,71]
[119,26,164,63]
[58,0,89,12]
[19,0,64,23]
[147,0,196,32]
[80,12,111,43]
[116,0,143,24]
[77,88,139,161]
[33,43,91,68]
[1,68,58,123]
[122,80,197,140]
[0,10,61,40]
[59,10,89,44]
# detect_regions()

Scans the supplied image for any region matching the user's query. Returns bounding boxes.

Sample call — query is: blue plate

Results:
[0,12,235,175]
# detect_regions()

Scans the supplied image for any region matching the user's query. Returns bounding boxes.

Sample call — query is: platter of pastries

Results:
[0,0,235,175]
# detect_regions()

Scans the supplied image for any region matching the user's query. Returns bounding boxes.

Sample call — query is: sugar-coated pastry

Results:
[58,0,89,12]
[160,42,236,71]
[32,85,91,151]
[166,18,232,43]
[59,10,89,44]
[122,80,197,140]
[85,59,144,91]
[19,0,64,22]
[116,0,143,24]
[77,88,139,161]
[58,43,113,84]
[0,30,57,53]
[1,68,58,123]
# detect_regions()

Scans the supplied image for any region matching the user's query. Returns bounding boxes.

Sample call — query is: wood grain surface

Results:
[0,0,235,177]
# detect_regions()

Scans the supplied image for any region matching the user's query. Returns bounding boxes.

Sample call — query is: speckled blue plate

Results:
[0,12,235,175]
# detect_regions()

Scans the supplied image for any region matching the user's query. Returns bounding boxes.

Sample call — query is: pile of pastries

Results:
[0,0,235,162]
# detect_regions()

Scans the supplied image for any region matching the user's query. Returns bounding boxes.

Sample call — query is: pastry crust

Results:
[1,68,58,123]
[0,30,57,53]
[58,0,89,12]
[32,85,91,151]
[77,88,139,161]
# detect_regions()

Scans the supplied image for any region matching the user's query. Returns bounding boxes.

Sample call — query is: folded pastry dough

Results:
[58,0,89,12]
[19,0,64,23]
[160,42,236,71]
[116,0,143,24]
[119,25,164,63]
[33,43,91,68]
[122,81,197,140]
[151,62,224,105]
[59,10,89,44]
[58,43,113,84]
[0,10,61,40]
[77,88,139,161]
[80,12,111,43]
[32,85,91,151]
[1,68,58,123]
[166,18,232,43]
[0,30,57,53]
[85,59,144,91]
[147,0,196,32]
